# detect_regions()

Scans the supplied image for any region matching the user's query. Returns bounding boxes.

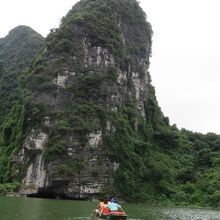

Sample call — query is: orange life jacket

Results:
[98,202,104,210]
[102,207,110,214]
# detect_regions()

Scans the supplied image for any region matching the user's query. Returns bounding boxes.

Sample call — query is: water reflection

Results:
[164,207,220,220]
[124,203,220,220]
[1,197,220,220]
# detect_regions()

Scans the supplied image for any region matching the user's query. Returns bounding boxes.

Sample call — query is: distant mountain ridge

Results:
[0,25,44,72]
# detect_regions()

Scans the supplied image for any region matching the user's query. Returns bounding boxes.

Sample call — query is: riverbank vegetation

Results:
[0,182,20,196]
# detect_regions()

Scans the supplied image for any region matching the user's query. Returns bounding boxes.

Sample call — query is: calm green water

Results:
[1,197,220,220]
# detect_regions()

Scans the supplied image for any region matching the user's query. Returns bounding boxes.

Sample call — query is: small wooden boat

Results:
[93,209,128,220]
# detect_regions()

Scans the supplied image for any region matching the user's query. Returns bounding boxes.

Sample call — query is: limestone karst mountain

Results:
[12,0,155,199]
[1,0,220,206]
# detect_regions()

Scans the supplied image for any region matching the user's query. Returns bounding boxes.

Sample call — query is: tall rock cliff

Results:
[12,0,162,199]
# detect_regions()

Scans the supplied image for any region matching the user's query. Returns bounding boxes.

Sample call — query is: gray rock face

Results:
[12,0,153,199]
[14,130,49,195]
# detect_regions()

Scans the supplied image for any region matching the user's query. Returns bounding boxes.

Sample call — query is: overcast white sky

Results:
[1,0,220,134]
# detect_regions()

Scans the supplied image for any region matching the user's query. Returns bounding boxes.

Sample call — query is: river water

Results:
[1,197,220,220]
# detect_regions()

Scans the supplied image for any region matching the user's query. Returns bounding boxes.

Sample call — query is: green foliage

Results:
[0,182,21,195]
[91,166,99,177]
[57,119,71,132]
[58,164,75,177]
[54,38,75,54]
[73,155,85,173]
[44,139,68,162]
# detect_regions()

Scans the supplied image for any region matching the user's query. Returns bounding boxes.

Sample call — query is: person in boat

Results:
[94,198,104,214]
[100,199,110,214]
[97,198,104,211]
[107,201,122,212]
[110,196,118,204]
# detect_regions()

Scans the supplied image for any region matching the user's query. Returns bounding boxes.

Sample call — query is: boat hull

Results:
[99,214,127,219]
[94,211,128,220]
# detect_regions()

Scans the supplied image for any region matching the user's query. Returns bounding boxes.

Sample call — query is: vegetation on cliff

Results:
[0,0,220,208]
[0,26,44,182]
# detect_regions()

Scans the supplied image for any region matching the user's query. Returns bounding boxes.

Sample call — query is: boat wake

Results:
[129,218,143,220]
[68,217,91,220]
[128,219,143,220]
